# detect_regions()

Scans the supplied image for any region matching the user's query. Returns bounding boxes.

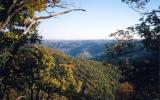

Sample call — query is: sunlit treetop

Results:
[9,45,82,95]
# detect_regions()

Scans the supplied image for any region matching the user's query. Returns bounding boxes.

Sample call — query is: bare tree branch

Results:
[22,9,85,35]
[7,0,19,14]
[22,20,37,35]
[36,9,86,20]
[0,0,26,31]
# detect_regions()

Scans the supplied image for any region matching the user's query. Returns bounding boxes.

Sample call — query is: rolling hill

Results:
[42,40,113,59]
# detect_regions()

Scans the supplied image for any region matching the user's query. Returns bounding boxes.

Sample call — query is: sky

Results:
[38,0,159,40]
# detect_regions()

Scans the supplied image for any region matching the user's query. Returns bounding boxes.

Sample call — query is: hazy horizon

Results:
[42,38,143,41]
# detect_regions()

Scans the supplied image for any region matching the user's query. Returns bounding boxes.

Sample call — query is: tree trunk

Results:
[36,89,40,100]
[30,72,35,100]
[47,92,51,100]
[6,90,9,100]
[1,85,6,100]
[0,16,11,32]
[30,88,34,100]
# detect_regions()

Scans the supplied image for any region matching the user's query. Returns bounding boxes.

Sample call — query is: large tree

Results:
[122,0,160,50]
[0,0,85,99]
[0,0,85,73]
[0,44,82,100]
[105,0,160,99]
[0,0,85,66]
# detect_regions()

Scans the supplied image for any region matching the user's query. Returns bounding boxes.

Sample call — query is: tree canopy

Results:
[105,0,160,99]
[0,45,83,99]
[0,0,85,99]
[0,0,85,31]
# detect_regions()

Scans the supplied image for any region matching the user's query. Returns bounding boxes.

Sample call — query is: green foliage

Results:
[136,12,160,51]
[2,45,55,95]
[0,1,85,99]
[43,48,122,100]
[106,0,160,99]
[46,48,83,95]
[105,26,137,61]
[0,41,123,99]
[0,45,84,99]
[122,0,160,51]
[73,59,122,100]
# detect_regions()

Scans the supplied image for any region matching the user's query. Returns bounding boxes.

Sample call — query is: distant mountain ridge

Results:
[42,40,113,59]
[42,39,158,63]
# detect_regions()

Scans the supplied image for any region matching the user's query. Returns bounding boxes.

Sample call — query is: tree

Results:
[122,0,160,51]
[1,45,54,99]
[0,0,85,31]
[105,26,137,59]
[0,0,85,70]
[1,45,82,100]
[0,0,85,99]
[116,82,134,100]
[40,64,82,100]
[0,0,85,62]
[106,0,159,63]
[105,0,160,99]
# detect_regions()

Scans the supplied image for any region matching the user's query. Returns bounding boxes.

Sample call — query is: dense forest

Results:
[0,0,159,100]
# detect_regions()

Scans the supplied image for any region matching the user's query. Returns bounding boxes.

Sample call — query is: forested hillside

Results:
[48,47,122,100]
[0,0,159,100]
[0,44,122,100]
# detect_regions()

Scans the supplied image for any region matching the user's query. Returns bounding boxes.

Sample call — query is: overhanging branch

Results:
[22,9,86,35]
[36,9,86,20]
[22,20,37,35]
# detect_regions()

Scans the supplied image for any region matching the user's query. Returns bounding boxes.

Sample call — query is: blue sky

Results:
[38,0,159,40]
